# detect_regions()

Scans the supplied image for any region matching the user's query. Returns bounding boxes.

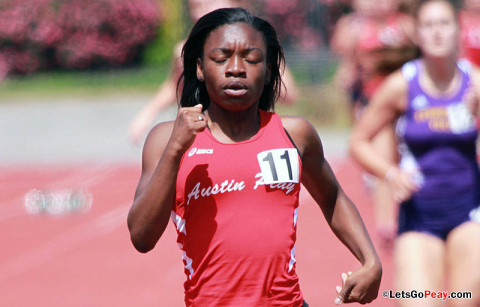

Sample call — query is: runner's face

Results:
[197,23,270,112]
[416,1,459,59]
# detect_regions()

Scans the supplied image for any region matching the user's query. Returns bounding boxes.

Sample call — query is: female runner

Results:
[128,8,381,306]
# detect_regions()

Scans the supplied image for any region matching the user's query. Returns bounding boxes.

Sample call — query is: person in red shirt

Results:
[127,7,381,307]
[331,0,416,248]
[459,0,480,68]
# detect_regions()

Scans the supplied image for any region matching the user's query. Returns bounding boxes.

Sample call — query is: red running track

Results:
[0,159,395,306]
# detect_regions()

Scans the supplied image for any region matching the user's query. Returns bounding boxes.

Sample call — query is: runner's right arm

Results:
[127,105,206,253]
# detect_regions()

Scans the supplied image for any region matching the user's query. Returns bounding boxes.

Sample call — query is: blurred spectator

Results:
[330,0,416,248]
[127,0,299,145]
[398,0,418,16]
[331,0,415,115]
[459,0,480,67]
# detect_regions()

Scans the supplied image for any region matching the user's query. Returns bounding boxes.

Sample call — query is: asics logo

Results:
[188,148,214,157]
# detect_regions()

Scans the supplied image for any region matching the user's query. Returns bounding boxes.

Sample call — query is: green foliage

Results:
[143,0,186,65]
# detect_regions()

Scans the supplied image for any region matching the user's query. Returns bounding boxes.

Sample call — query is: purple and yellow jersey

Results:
[396,59,480,239]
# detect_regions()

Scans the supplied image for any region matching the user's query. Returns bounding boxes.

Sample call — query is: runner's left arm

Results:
[283,116,382,305]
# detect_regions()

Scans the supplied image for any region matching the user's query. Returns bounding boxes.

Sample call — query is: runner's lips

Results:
[223,81,248,97]
[223,81,248,90]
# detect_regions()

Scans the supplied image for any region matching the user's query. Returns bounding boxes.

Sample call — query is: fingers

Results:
[342,272,351,284]
[335,267,382,305]
[389,170,419,203]
[169,104,207,152]
[392,180,416,203]
[178,104,206,125]
[336,285,342,295]
[335,271,353,305]
[392,189,410,203]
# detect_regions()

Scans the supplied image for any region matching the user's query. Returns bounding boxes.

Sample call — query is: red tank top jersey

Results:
[171,111,304,306]
[459,11,480,68]
[356,13,409,52]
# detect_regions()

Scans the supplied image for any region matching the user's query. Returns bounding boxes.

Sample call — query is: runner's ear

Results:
[197,58,204,82]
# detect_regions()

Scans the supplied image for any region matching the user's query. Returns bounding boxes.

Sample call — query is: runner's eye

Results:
[245,50,264,64]
[246,59,261,64]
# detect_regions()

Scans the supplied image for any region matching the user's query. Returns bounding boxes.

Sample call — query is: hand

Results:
[334,263,382,304]
[385,167,419,203]
[168,104,207,155]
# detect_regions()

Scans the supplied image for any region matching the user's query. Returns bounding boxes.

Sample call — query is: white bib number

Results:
[447,103,475,134]
[257,149,300,184]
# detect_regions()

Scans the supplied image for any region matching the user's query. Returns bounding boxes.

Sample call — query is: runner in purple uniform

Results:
[395,58,479,240]
[350,1,480,306]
